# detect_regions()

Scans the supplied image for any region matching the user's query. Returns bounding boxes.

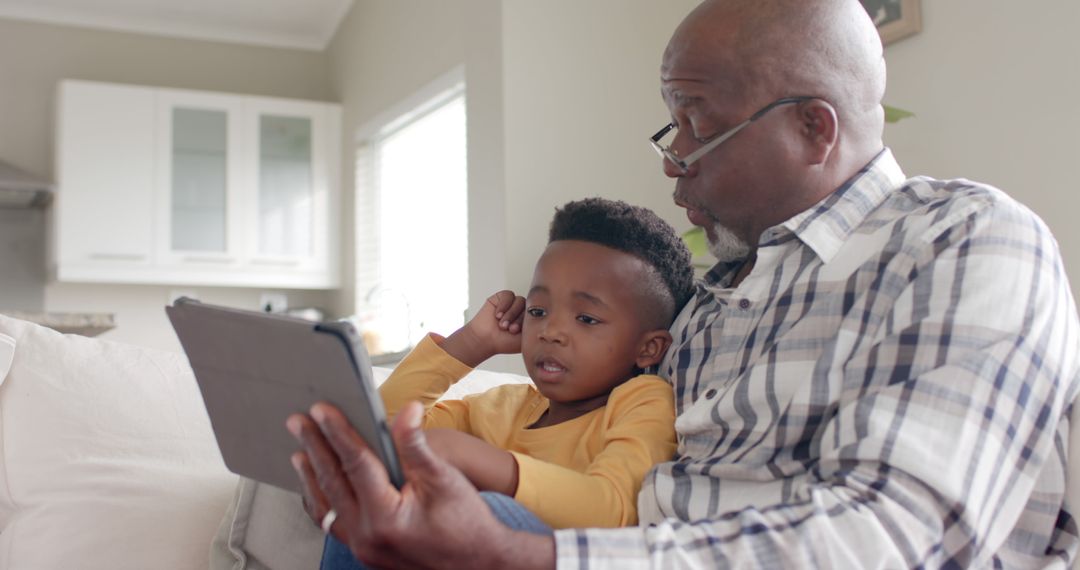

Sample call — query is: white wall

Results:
[0,209,45,311]
[500,0,701,294]
[883,1,1080,301]
[0,17,336,351]
[10,1,1076,351]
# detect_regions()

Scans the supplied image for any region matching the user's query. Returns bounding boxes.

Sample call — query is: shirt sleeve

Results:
[512,376,677,529]
[555,193,1080,567]
[378,333,475,431]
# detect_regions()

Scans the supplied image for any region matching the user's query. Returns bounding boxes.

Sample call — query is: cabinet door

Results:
[245,98,340,287]
[155,90,246,274]
[55,80,157,281]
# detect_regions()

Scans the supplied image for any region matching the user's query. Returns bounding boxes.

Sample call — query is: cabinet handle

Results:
[89,253,147,261]
[183,256,237,264]
[250,258,301,267]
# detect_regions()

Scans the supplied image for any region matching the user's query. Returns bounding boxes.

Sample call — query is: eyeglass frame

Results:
[649,96,818,173]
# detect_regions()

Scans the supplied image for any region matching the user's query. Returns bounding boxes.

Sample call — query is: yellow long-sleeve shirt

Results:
[379,334,677,529]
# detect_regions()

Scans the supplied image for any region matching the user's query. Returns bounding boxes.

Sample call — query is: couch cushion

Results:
[0,314,238,569]
[209,476,326,570]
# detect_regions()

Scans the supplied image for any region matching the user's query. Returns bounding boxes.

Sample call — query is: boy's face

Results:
[522,240,668,405]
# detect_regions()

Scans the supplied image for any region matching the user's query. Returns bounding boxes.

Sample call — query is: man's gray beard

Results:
[707,222,752,262]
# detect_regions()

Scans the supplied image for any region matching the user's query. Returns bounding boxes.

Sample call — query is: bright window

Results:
[355,84,468,358]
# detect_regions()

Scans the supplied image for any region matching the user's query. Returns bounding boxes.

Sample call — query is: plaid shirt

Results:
[555,150,1080,569]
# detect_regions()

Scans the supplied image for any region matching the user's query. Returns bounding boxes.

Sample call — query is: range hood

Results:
[0,159,53,209]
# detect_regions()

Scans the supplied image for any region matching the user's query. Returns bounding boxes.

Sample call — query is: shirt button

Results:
[704,388,717,399]
[738,299,751,309]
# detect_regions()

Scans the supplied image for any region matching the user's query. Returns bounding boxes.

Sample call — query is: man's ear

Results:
[635,329,674,369]
[797,99,838,165]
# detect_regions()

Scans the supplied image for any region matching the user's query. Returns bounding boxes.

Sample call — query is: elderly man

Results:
[288,0,1080,567]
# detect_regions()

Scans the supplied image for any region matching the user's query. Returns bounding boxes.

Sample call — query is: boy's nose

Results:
[537,322,567,345]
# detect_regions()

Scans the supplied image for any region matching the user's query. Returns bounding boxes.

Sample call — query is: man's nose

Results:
[661,155,686,178]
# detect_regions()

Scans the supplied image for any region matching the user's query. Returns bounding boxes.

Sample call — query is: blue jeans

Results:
[319,492,552,569]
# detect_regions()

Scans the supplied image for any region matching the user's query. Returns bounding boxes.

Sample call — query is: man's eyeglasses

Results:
[649,96,816,173]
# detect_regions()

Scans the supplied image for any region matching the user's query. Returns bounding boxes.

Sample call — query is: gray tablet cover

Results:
[167,298,403,493]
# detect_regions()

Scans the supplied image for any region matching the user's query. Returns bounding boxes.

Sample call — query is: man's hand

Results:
[441,290,526,367]
[286,401,555,569]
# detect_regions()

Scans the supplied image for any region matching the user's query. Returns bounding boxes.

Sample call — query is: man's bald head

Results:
[663,0,886,147]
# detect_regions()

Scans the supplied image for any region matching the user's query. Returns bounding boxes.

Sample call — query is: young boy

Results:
[319,198,694,568]
[368,197,694,532]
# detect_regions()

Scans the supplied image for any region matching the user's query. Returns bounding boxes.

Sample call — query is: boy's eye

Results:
[576,314,601,325]
[526,307,546,318]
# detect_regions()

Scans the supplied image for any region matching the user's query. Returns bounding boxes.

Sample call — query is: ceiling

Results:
[0,0,355,51]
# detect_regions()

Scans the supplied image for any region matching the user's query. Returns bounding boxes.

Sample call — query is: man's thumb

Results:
[392,401,443,477]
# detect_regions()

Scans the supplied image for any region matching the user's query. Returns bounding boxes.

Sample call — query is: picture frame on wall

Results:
[860,0,921,45]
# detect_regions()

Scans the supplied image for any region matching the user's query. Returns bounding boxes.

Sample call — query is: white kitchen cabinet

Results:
[53,80,341,288]
[55,81,157,277]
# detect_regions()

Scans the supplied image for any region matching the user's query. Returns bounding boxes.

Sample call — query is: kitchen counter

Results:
[0,311,116,337]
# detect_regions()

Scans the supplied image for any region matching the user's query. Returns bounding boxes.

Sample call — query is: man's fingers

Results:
[390,402,475,500]
[289,448,330,524]
[310,403,398,506]
[287,410,358,515]
[392,401,450,482]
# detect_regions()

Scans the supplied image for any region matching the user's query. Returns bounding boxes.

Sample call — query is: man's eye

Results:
[692,127,717,143]
[577,314,600,325]
[526,307,546,318]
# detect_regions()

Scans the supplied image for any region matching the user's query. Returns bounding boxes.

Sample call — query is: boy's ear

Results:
[635,329,673,369]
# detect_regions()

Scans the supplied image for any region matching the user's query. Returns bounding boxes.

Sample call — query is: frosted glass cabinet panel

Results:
[54,79,341,289]
[171,108,228,252]
[258,115,313,257]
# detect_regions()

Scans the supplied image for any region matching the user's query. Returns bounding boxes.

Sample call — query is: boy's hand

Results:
[476,289,527,338]
[441,290,525,367]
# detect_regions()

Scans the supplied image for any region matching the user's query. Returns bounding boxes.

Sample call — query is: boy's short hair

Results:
[549,198,695,327]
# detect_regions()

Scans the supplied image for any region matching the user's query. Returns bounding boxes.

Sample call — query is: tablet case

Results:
[166,298,404,493]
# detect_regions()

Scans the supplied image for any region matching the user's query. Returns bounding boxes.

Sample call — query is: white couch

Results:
[2,313,1078,569]
[0,314,528,569]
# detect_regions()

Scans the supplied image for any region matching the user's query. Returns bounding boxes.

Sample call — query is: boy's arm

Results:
[512,377,677,529]
[378,335,473,424]
[424,428,519,495]
[409,377,677,528]
[379,290,526,424]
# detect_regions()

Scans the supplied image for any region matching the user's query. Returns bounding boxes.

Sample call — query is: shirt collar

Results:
[772,148,906,264]
[700,148,906,286]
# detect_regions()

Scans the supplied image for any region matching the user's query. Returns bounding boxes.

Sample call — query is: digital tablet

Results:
[166,298,404,493]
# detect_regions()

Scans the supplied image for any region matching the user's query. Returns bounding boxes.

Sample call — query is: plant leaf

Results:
[884,104,915,123]
[682,226,709,258]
